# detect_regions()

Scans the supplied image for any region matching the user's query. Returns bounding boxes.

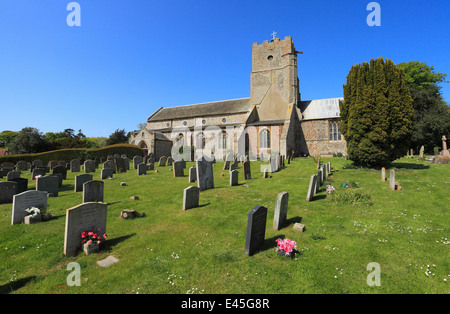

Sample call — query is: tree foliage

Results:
[396,61,449,153]
[340,57,414,167]
[106,129,128,146]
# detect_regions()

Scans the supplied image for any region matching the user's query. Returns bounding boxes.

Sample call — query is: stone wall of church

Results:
[299,119,347,156]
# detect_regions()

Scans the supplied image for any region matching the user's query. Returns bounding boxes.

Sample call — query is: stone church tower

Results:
[129,34,347,160]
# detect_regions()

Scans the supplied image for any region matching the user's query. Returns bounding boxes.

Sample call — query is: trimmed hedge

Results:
[0,144,144,164]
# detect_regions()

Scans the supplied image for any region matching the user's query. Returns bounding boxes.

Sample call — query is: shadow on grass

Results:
[102,233,136,251]
[390,162,430,170]
[0,276,35,294]
[284,216,303,228]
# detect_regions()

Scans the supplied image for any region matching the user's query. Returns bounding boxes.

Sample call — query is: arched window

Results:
[221,131,227,150]
[329,121,342,141]
[197,133,205,149]
[259,129,271,149]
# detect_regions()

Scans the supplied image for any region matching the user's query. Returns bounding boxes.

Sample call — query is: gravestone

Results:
[48,160,58,170]
[317,169,323,186]
[16,161,29,171]
[381,168,386,182]
[223,160,230,170]
[36,175,59,197]
[0,181,18,204]
[63,202,107,256]
[32,160,43,167]
[123,157,130,170]
[269,156,278,173]
[137,163,147,175]
[70,159,81,173]
[230,170,239,186]
[7,171,20,181]
[243,161,251,180]
[244,206,268,256]
[11,190,47,225]
[147,162,154,171]
[158,156,167,167]
[183,186,200,211]
[419,146,424,159]
[103,160,115,173]
[133,156,143,169]
[74,174,93,192]
[114,157,127,173]
[32,168,46,179]
[173,161,184,177]
[82,180,104,203]
[263,168,269,179]
[84,160,96,173]
[306,174,317,202]
[101,168,114,180]
[11,178,28,194]
[390,170,396,191]
[196,158,214,191]
[53,165,67,180]
[189,166,197,182]
[273,192,289,230]
[167,157,173,166]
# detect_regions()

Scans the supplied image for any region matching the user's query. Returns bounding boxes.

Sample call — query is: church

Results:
[129,34,347,160]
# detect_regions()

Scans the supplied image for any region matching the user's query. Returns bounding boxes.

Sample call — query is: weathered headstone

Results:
[381,167,386,182]
[0,181,18,204]
[36,175,59,197]
[263,168,269,178]
[70,159,81,173]
[244,206,267,256]
[16,161,29,171]
[147,162,154,171]
[133,156,143,169]
[273,192,289,230]
[6,171,20,181]
[243,161,251,180]
[48,160,58,170]
[188,166,197,183]
[306,174,317,202]
[10,178,28,194]
[114,157,127,173]
[103,160,115,173]
[390,170,396,191]
[183,186,200,211]
[230,170,239,186]
[158,156,167,167]
[137,163,147,175]
[74,174,93,192]
[167,156,173,166]
[101,168,114,180]
[84,160,96,173]
[419,146,425,159]
[173,161,184,177]
[53,165,67,180]
[32,168,46,180]
[82,180,104,203]
[196,158,214,191]
[317,169,323,186]
[63,202,107,256]
[11,190,47,225]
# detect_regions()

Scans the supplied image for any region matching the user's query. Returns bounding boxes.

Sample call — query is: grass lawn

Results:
[0,157,448,294]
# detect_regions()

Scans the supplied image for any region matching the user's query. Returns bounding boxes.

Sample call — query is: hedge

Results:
[0,144,144,165]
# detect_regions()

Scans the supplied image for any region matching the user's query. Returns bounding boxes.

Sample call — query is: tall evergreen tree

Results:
[340,58,414,167]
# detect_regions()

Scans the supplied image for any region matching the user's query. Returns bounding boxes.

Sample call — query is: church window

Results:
[222,118,227,123]
[183,121,187,126]
[267,55,273,61]
[166,123,170,128]
[259,129,271,149]
[328,121,342,141]
[202,119,206,125]
[197,133,205,149]
[222,131,227,149]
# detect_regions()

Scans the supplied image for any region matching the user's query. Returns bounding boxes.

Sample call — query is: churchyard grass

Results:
[0,157,448,293]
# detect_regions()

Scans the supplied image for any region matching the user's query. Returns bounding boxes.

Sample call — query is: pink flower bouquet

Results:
[275,238,297,257]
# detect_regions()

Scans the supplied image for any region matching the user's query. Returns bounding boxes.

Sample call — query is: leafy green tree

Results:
[106,129,128,145]
[8,127,49,154]
[0,130,18,148]
[396,61,449,152]
[340,57,414,167]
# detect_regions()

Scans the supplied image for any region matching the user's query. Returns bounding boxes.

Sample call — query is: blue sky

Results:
[0,0,449,137]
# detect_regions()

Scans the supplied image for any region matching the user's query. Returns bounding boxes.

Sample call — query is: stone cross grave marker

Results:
[245,206,268,256]
[63,202,107,256]
[273,192,289,231]
[11,190,47,225]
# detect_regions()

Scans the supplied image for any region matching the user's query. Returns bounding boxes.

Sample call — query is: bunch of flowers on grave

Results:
[326,185,336,194]
[25,207,41,218]
[275,238,297,257]
[81,228,107,251]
